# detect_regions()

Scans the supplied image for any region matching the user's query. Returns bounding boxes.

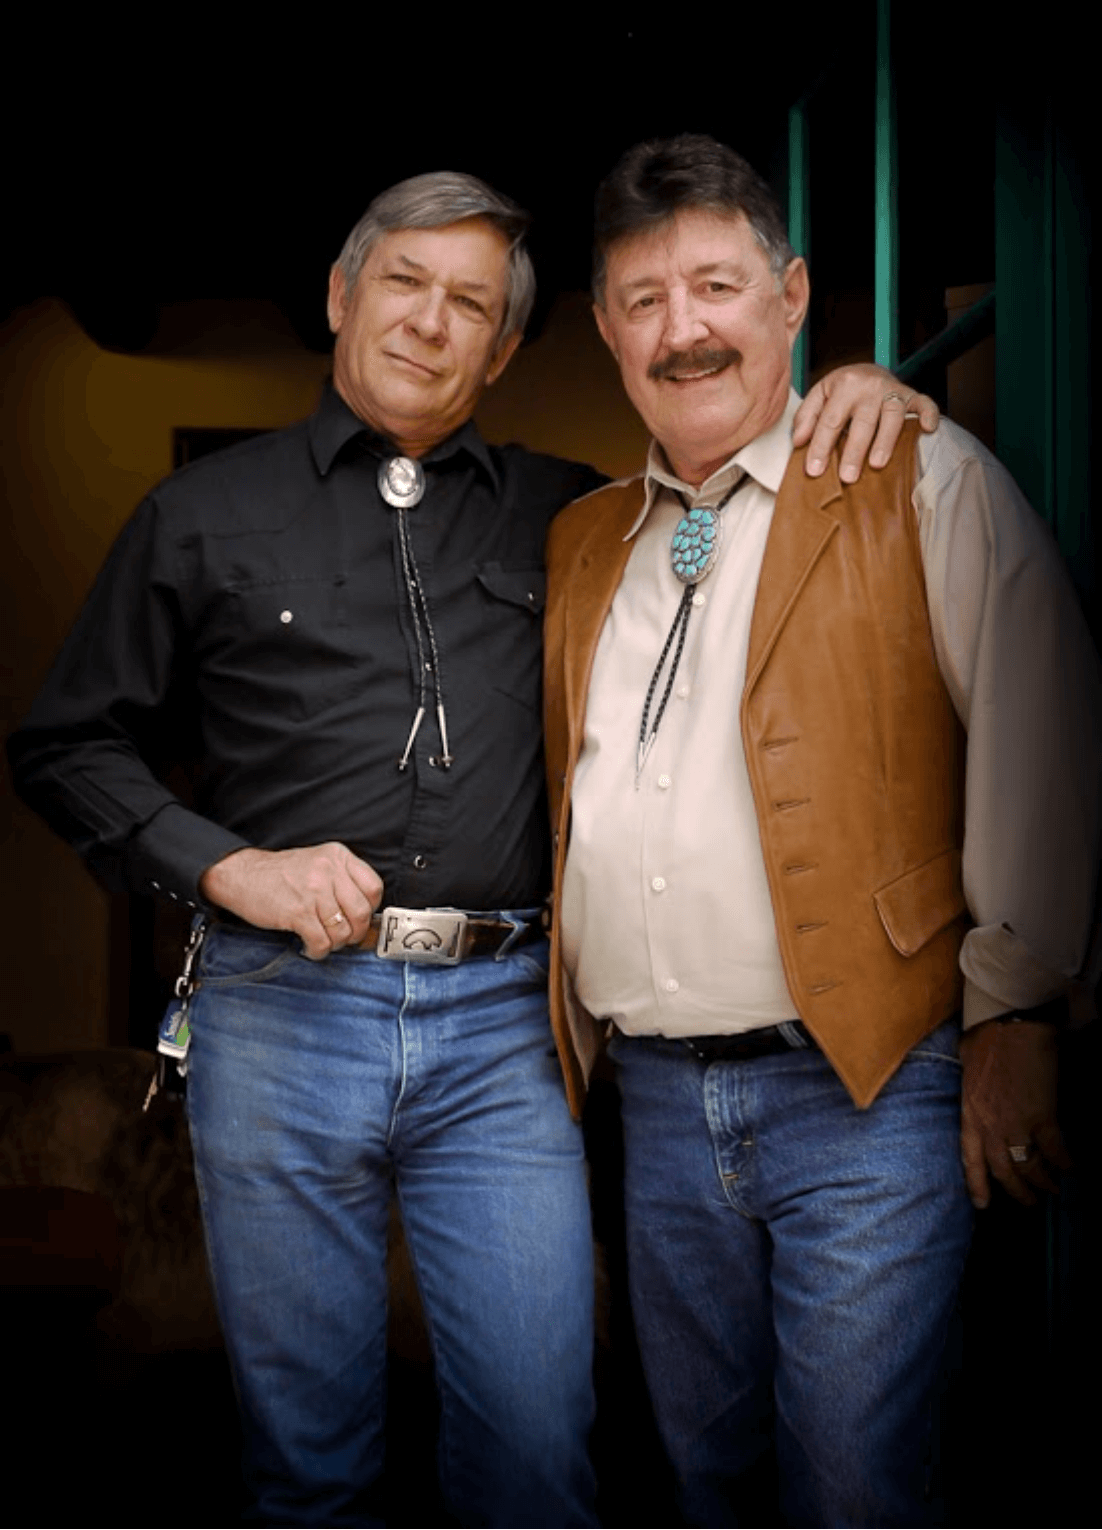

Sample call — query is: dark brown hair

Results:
[593,134,794,305]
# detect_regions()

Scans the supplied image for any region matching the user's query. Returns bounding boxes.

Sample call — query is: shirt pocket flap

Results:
[477,564,546,614]
[873,850,967,957]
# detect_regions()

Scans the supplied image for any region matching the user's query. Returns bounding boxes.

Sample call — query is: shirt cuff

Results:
[127,803,251,908]
[962,978,1017,1030]
[959,921,1076,1028]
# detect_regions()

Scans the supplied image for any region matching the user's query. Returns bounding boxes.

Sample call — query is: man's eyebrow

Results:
[618,258,748,295]
[393,253,494,296]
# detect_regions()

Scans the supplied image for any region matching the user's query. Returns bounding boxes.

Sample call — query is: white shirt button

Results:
[692,592,706,608]
[651,876,667,892]
[657,773,671,789]
[664,978,680,993]
[280,610,293,624]
[676,683,690,699]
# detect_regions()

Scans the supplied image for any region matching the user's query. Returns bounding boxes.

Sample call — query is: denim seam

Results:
[198,945,300,988]
[394,1184,461,1511]
[387,965,413,1150]
[184,1089,250,1429]
[704,1066,755,1216]
[510,948,552,985]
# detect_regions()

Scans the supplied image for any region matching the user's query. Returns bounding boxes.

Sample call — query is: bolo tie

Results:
[378,455,453,772]
[636,472,750,783]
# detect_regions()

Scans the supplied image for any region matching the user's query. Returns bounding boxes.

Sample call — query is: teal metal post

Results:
[1051,116,1093,594]
[994,99,1053,525]
[874,0,898,369]
[788,99,810,395]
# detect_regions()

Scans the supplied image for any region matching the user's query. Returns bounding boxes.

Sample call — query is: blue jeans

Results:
[611,1020,972,1528]
[185,922,596,1528]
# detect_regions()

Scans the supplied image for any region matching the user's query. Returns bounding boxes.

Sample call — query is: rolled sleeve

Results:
[916,423,1102,1024]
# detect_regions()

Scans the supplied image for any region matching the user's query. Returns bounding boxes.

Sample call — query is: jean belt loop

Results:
[494,907,539,960]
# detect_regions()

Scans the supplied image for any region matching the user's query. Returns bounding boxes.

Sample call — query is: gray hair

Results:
[334,171,537,341]
[593,134,796,307]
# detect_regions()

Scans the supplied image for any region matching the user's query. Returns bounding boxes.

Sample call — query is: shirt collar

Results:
[308,383,500,493]
[626,388,802,540]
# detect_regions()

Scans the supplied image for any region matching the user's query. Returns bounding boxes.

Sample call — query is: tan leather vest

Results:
[544,422,967,1115]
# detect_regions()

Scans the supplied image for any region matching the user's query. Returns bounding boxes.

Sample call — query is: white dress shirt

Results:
[562,392,1101,1037]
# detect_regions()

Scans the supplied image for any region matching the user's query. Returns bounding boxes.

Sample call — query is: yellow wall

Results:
[0,294,643,1052]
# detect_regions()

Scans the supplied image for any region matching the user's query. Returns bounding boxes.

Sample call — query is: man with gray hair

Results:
[10,165,931,1526]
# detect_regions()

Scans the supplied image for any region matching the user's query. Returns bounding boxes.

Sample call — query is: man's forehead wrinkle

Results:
[692,257,750,280]
[390,250,496,296]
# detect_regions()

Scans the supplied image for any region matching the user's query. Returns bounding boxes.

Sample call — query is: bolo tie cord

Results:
[636,584,696,779]
[394,504,452,771]
[376,454,453,773]
[636,473,750,784]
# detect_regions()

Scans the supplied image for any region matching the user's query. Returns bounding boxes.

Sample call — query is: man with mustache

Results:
[544,135,1100,1525]
[10,167,934,1526]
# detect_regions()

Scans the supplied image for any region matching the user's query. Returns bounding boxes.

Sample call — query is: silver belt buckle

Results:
[376,906,470,965]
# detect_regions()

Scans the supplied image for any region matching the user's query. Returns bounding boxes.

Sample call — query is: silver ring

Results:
[326,912,346,928]
[1008,1143,1033,1164]
[882,390,911,408]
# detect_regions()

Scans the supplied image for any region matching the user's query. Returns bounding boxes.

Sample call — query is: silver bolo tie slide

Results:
[378,455,425,510]
[378,456,453,772]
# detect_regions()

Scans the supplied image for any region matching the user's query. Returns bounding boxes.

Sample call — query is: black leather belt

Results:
[680,1020,816,1062]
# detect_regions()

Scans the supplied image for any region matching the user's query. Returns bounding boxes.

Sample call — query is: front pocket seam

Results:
[199,945,300,988]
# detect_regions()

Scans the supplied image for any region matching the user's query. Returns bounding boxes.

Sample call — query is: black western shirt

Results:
[9,387,605,912]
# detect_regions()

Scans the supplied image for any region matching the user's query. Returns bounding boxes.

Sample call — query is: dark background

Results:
[3,7,1096,1525]
[5,6,1048,377]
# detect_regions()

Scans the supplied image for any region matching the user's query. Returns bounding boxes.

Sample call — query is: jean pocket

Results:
[510,942,551,986]
[198,928,300,988]
[904,1015,963,1067]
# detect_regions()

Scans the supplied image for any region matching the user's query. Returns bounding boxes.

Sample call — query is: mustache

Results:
[648,346,740,382]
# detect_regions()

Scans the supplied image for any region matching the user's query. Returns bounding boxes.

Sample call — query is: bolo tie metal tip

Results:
[397,706,426,771]
[435,703,453,769]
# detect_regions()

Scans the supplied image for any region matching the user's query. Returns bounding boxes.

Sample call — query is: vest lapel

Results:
[745,452,843,691]
[563,480,645,751]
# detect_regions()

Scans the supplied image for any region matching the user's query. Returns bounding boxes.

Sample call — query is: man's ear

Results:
[782,257,810,346]
[593,302,618,360]
[327,266,349,336]
[485,327,524,386]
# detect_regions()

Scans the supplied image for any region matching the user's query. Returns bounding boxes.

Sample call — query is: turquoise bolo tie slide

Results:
[671,505,722,582]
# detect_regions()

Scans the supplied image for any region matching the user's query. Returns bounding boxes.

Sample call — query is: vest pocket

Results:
[873,850,967,957]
